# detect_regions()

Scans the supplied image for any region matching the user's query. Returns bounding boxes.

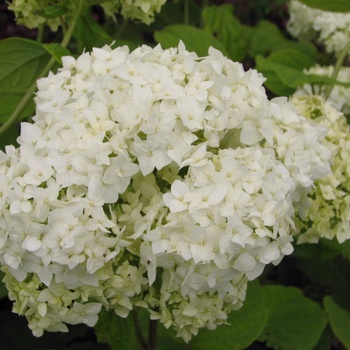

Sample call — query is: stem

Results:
[131,311,148,350]
[0,57,55,135]
[60,16,67,37]
[36,25,45,43]
[115,19,129,41]
[61,0,86,48]
[324,38,350,100]
[184,0,190,25]
[0,0,86,136]
[148,319,158,350]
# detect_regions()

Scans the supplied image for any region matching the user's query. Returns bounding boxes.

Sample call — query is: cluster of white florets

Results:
[8,0,166,30]
[101,0,166,24]
[287,0,350,56]
[295,65,350,115]
[8,0,66,31]
[0,43,331,341]
[291,95,350,244]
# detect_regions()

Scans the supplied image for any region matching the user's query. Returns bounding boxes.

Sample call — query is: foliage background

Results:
[1,1,350,349]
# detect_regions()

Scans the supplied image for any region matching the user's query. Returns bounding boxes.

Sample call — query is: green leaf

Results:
[107,22,144,51]
[43,43,71,64]
[202,4,250,61]
[0,92,35,123]
[0,271,8,299]
[313,328,332,350]
[259,69,295,96]
[159,0,201,25]
[0,121,19,151]
[0,38,50,93]
[189,281,267,350]
[260,285,327,350]
[256,52,350,95]
[249,20,317,58]
[94,308,133,350]
[255,47,317,95]
[266,48,316,69]
[294,238,350,260]
[74,13,112,52]
[299,0,350,12]
[324,296,350,349]
[157,325,186,350]
[154,25,228,57]
[40,5,68,19]
[297,256,350,312]
[0,38,50,122]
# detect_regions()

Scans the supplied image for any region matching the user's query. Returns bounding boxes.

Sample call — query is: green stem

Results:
[184,0,190,25]
[148,319,158,350]
[60,16,67,37]
[36,25,45,43]
[61,0,86,48]
[115,19,129,41]
[131,311,148,350]
[324,38,350,100]
[0,0,86,136]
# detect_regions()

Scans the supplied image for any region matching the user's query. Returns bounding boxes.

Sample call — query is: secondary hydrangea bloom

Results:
[101,0,166,24]
[0,43,331,341]
[8,0,166,30]
[291,95,350,244]
[295,65,350,115]
[287,0,350,56]
[8,0,69,31]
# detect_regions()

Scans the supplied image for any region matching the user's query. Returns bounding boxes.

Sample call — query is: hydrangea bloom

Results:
[295,64,350,115]
[0,43,331,341]
[291,95,350,244]
[8,0,67,31]
[8,0,166,29]
[101,0,166,24]
[287,0,350,56]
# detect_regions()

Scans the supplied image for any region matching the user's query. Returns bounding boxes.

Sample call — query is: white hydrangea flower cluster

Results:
[8,0,166,30]
[8,0,67,31]
[291,95,350,244]
[0,43,331,341]
[295,64,350,115]
[101,0,166,24]
[287,0,350,56]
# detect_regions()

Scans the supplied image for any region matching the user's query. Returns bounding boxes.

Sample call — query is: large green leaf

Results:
[260,70,295,96]
[313,328,332,350]
[0,38,50,94]
[324,296,350,349]
[154,25,228,57]
[39,5,68,18]
[74,13,112,52]
[0,123,19,150]
[255,47,317,95]
[94,308,133,350]
[43,43,71,64]
[158,0,201,25]
[297,256,350,312]
[0,38,50,122]
[202,4,251,61]
[266,48,316,70]
[299,0,350,12]
[189,281,267,350]
[256,52,350,95]
[249,20,317,58]
[0,92,35,123]
[260,285,327,350]
[0,271,8,299]
[294,238,350,260]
